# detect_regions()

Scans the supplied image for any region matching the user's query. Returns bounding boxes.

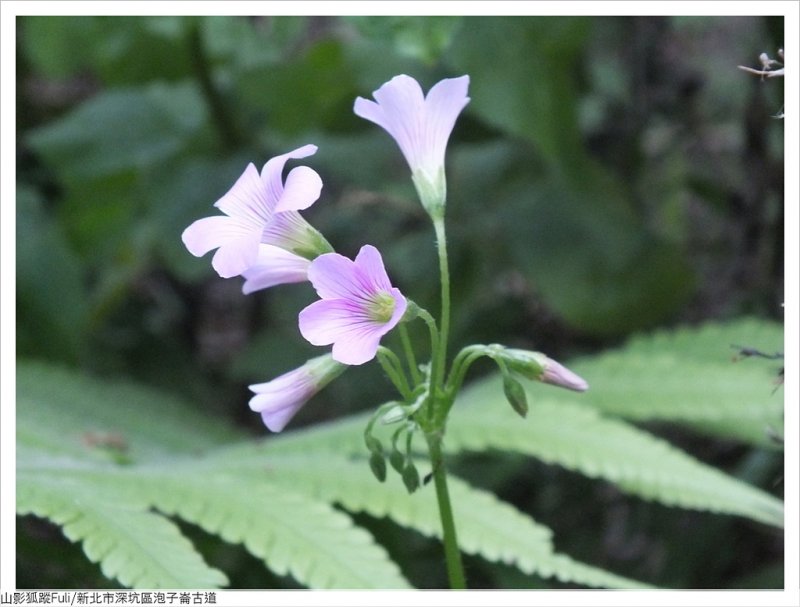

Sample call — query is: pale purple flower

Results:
[299,245,407,366]
[354,74,470,211]
[181,144,329,280]
[249,354,346,432]
[241,245,310,295]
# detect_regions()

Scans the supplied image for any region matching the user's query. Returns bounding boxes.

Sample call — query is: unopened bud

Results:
[540,358,589,392]
[402,462,420,494]
[502,373,529,418]
[369,451,387,482]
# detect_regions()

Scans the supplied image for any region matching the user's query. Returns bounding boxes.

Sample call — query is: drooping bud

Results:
[495,348,589,392]
[502,373,529,418]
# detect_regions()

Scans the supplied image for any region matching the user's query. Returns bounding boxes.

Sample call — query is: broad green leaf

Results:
[446,17,590,167]
[22,16,192,83]
[27,82,207,183]
[345,16,463,65]
[16,186,88,364]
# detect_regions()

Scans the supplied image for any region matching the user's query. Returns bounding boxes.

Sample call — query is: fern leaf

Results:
[445,401,783,527]
[17,361,242,460]
[570,318,783,446]
[134,472,412,589]
[17,473,228,589]
[191,447,649,588]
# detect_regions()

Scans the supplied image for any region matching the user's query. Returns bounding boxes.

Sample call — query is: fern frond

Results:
[190,447,649,588]
[445,401,783,527]
[134,472,412,589]
[571,318,783,446]
[17,473,228,589]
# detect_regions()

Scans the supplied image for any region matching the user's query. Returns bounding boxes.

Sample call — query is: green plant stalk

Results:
[425,430,466,589]
[432,217,451,395]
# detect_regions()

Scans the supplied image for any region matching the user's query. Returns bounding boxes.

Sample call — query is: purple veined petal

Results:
[213,163,274,227]
[274,166,323,213]
[298,298,384,364]
[249,369,313,432]
[261,144,319,207]
[182,215,261,278]
[356,75,426,170]
[248,354,346,431]
[298,298,370,347]
[421,75,470,170]
[241,245,310,294]
[306,252,365,301]
[353,244,394,293]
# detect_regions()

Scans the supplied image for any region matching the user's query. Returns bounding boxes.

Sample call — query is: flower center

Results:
[367,292,396,323]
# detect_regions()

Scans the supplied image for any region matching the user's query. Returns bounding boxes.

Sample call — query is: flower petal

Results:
[249,373,309,432]
[261,144,318,207]
[182,215,261,278]
[423,75,470,168]
[355,75,426,169]
[298,298,368,347]
[354,244,393,293]
[241,245,310,294]
[274,166,323,212]
[306,252,364,301]
[213,163,273,227]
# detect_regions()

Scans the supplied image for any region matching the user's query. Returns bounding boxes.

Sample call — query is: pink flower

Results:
[181,144,329,282]
[241,245,310,295]
[299,245,407,365]
[354,75,470,211]
[249,354,346,432]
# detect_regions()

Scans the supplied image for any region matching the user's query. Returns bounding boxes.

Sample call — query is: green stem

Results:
[425,431,466,589]
[433,218,451,393]
[399,324,422,386]
[186,20,240,151]
[377,347,412,400]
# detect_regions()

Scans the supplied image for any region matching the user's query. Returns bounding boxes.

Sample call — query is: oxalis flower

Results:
[354,74,470,215]
[299,245,407,365]
[181,144,331,286]
[249,354,346,432]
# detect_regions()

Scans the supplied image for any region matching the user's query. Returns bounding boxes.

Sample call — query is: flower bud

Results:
[497,348,588,392]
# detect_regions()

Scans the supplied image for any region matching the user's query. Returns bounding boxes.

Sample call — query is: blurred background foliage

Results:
[16,15,784,589]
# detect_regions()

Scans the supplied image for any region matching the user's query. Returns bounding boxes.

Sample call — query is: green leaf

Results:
[134,472,410,589]
[16,186,88,364]
[569,318,784,447]
[197,445,648,588]
[447,17,590,167]
[17,362,409,589]
[27,82,207,183]
[446,396,783,528]
[17,362,240,461]
[17,473,227,589]
[346,16,463,65]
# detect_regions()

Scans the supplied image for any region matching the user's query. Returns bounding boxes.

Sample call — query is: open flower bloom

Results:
[354,74,470,213]
[181,144,330,282]
[299,245,407,365]
[249,354,346,432]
